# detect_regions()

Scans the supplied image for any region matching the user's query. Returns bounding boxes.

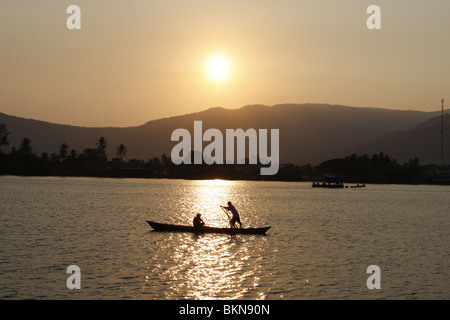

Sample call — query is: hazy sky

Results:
[1,0,449,127]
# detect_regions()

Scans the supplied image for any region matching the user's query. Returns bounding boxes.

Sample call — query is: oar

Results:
[220,205,231,226]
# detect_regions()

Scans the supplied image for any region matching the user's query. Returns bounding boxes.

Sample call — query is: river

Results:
[0,176,448,299]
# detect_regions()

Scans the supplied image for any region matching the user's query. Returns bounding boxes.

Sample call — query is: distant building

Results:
[82,148,107,162]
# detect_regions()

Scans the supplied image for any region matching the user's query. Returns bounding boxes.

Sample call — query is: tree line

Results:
[0,122,447,183]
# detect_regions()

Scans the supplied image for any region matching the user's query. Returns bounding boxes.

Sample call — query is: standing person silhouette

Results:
[221,201,242,228]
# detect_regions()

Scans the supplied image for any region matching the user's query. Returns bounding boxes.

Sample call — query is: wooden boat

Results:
[146,220,270,235]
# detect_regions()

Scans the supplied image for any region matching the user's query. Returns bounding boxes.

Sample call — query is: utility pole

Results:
[441,98,444,166]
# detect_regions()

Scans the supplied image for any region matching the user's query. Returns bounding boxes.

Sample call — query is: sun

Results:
[207,55,230,82]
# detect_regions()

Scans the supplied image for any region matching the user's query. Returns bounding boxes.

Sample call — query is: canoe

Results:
[146,220,270,235]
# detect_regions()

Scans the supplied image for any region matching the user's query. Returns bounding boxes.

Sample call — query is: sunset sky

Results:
[1,0,449,127]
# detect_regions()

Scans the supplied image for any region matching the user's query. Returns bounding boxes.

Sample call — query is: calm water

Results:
[0,176,448,299]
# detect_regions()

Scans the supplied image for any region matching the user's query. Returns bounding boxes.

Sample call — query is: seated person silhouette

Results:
[193,213,205,228]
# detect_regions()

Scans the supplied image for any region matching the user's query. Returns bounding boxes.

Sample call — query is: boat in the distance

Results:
[312,176,366,189]
[146,220,271,235]
[312,182,344,188]
[312,175,344,188]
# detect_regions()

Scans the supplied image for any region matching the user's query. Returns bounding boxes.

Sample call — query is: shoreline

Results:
[1,173,449,186]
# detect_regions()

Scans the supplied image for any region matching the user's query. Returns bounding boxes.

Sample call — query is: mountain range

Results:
[1,103,448,165]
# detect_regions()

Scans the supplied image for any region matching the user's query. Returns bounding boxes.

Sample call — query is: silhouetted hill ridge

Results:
[354,113,450,164]
[0,103,443,165]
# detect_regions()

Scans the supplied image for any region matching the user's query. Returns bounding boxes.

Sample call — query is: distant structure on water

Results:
[311,176,366,189]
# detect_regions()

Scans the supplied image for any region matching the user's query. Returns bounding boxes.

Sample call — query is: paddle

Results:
[220,205,231,227]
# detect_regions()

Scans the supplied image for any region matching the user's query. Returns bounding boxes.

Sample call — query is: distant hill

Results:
[0,104,443,165]
[353,114,450,165]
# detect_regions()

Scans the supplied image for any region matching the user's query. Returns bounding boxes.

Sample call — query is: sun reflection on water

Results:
[152,179,267,300]
[160,233,265,300]
[188,179,236,228]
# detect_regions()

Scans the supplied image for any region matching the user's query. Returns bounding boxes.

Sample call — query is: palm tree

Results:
[69,149,78,161]
[161,153,171,165]
[0,122,9,137]
[0,122,10,154]
[59,143,69,161]
[19,137,32,154]
[116,144,127,160]
[96,137,107,151]
[1,135,10,154]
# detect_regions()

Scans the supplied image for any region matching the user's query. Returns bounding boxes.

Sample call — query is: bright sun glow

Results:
[207,55,230,81]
